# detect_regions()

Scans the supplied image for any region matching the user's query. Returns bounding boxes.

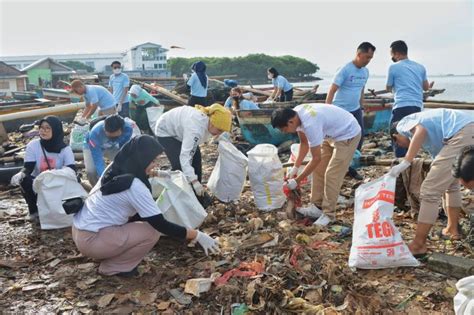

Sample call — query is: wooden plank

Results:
[135,81,188,105]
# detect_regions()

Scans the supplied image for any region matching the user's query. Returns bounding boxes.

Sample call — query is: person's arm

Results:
[404,125,427,163]
[63,146,77,173]
[293,131,309,168]
[386,65,394,92]
[22,162,35,176]
[422,80,430,91]
[87,131,106,177]
[119,76,130,105]
[180,131,202,183]
[325,84,339,104]
[295,145,322,183]
[360,85,365,108]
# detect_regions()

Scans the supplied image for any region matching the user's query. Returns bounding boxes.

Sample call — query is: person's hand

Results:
[182,73,188,81]
[76,117,88,125]
[10,172,25,186]
[195,231,219,255]
[192,180,204,196]
[285,179,298,190]
[288,166,299,178]
[388,160,411,177]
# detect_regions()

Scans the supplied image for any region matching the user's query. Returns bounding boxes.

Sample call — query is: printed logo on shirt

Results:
[189,136,199,163]
[349,75,367,84]
[302,104,317,117]
[39,156,57,172]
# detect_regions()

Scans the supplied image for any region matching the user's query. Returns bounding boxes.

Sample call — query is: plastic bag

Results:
[454,276,474,315]
[146,105,164,133]
[124,117,142,138]
[247,144,285,211]
[286,143,312,185]
[154,171,207,229]
[33,168,88,230]
[208,140,248,202]
[69,123,89,152]
[348,175,419,269]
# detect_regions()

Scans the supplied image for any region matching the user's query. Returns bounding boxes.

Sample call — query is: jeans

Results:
[157,136,202,182]
[390,106,422,157]
[118,102,130,118]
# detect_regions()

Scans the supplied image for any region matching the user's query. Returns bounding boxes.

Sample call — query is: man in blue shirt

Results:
[83,115,133,185]
[71,80,117,120]
[386,40,432,157]
[326,42,376,180]
[109,61,130,118]
[387,109,474,256]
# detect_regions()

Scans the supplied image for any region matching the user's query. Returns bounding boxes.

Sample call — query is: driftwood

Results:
[427,253,474,279]
[133,80,188,105]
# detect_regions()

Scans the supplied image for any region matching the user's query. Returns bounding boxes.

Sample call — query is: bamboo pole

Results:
[134,81,188,105]
[0,102,86,123]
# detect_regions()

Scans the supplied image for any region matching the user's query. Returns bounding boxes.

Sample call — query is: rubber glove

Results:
[10,172,25,186]
[192,181,204,196]
[388,160,411,177]
[196,231,219,255]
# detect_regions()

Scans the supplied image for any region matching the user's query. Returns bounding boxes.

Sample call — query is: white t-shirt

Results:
[24,139,75,177]
[73,179,162,232]
[294,103,361,147]
[155,106,211,182]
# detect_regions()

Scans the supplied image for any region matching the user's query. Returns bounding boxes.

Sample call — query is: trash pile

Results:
[0,128,473,313]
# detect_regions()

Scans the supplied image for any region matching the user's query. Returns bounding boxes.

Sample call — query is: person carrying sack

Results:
[10,116,76,220]
[154,104,232,199]
[72,135,219,277]
[128,84,160,134]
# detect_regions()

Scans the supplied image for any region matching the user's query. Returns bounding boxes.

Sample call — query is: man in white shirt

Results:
[272,104,361,226]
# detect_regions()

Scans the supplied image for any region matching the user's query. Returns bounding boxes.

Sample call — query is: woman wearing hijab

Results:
[10,116,76,218]
[155,103,232,197]
[72,135,219,277]
[129,84,160,134]
[187,61,209,106]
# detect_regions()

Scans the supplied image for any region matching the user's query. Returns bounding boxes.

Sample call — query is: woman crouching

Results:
[72,135,218,276]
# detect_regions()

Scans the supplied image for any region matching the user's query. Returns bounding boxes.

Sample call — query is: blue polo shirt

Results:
[387,59,427,110]
[272,75,293,92]
[84,85,116,110]
[108,73,130,104]
[332,62,369,112]
[187,73,208,97]
[396,109,474,157]
[224,97,259,110]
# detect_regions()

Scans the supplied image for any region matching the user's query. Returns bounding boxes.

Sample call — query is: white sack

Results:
[124,117,142,138]
[454,276,474,315]
[146,105,164,133]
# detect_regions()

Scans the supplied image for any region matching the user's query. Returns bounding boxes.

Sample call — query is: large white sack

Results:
[124,117,142,138]
[454,276,474,315]
[69,123,89,152]
[33,168,88,230]
[348,175,419,269]
[207,140,248,202]
[146,105,164,133]
[154,171,207,229]
[247,144,285,211]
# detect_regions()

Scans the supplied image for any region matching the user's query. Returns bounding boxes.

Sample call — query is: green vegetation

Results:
[60,61,94,73]
[168,54,319,80]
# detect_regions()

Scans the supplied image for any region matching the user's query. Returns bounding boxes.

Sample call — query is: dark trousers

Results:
[188,95,208,107]
[157,137,202,182]
[118,102,130,118]
[279,89,293,102]
[350,107,364,151]
[20,175,38,214]
[390,106,422,157]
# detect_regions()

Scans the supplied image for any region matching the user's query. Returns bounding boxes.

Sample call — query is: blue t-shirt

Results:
[84,120,133,177]
[84,85,116,110]
[396,109,474,157]
[387,59,427,109]
[332,62,369,112]
[109,73,130,104]
[224,97,259,110]
[187,73,208,97]
[272,75,293,92]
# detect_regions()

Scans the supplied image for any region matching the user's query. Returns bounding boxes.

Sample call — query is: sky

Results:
[0,0,472,76]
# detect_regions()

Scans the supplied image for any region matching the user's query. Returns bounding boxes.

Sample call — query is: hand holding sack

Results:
[192,181,205,196]
[285,179,298,190]
[287,166,299,178]
[10,172,25,186]
[387,160,411,177]
[196,231,219,256]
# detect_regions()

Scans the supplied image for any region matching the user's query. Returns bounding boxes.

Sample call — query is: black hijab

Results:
[100,135,164,196]
[39,116,67,153]
[192,61,207,89]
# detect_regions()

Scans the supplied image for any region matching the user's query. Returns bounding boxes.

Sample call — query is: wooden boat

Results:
[0,92,7,99]
[0,159,23,185]
[42,88,74,100]
[12,91,38,100]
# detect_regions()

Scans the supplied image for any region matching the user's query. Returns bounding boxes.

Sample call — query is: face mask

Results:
[267,74,273,80]
[113,68,121,74]
[391,57,397,63]
[232,96,240,100]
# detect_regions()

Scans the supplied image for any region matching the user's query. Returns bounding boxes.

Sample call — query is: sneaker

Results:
[115,266,139,278]
[313,213,332,227]
[347,167,363,180]
[296,204,323,219]
[28,213,39,222]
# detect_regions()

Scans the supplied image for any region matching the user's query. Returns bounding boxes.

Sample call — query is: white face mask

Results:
[113,68,122,74]
[267,74,273,79]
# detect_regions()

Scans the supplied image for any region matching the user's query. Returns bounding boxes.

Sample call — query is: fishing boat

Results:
[0,92,7,99]
[0,159,23,185]
[12,91,38,101]
[42,88,73,100]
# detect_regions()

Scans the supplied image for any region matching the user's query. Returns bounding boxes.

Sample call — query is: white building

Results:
[0,42,170,76]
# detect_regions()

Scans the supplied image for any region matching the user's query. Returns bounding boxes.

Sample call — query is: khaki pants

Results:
[311,133,361,217]
[418,123,474,224]
[72,222,160,275]
[98,106,117,117]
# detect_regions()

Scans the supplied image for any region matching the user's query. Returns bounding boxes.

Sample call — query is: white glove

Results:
[77,117,88,125]
[10,172,25,186]
[116,103,122,112]
[288,166,299,178]
[285,179,298,190]
[196,231,219,256]
[182,73,188,81]
[192,180,204,196]
[388,160,411,177]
